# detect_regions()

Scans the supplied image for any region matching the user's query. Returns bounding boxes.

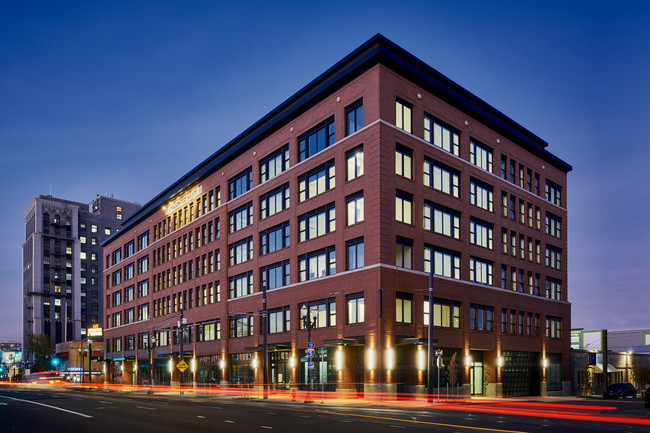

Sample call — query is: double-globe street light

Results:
[301,304,318,403]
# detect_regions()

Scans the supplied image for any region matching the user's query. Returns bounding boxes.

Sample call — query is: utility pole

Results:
[179,309,185,396]
[262,285,268,399]
[427,271,434,402]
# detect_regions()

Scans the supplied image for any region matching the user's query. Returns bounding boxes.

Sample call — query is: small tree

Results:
[581,359,592,397]
[483,368,490,396]
[26,334,53,372]
[632,366,650,391]
[447,352,458,396]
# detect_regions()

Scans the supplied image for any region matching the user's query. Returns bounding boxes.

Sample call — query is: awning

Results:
[593,363,620,373]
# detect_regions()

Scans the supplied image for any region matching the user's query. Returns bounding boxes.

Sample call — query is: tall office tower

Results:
[23,195,140,363]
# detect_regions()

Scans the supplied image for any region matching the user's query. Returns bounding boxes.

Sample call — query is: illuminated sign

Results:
[87,325,103,337]
[166,186,203,215]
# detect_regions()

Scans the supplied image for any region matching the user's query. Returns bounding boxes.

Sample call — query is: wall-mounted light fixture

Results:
[385,347,395,371]
[417,348,425,371]
[366,348,375,371]
[497,356,503,368]
[465,355,472,367]
[335,348,343,371]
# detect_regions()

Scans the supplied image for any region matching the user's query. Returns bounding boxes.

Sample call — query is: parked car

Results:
[604,382,636,399]
[644,385,650,408]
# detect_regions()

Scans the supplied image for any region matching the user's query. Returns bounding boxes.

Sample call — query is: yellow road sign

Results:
[177,360,189,372]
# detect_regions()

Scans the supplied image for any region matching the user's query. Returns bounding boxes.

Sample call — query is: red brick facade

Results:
[103,35,570,397]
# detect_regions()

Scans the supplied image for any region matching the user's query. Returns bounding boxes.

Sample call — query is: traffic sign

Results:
[317,346,327,355]
[306,349,315,358]
[307,362,314,369]
[177,360,189,372]
[307,342,315,349]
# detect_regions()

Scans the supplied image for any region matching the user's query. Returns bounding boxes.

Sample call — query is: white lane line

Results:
[137,406,156,410]
[261,426,273,429]
[0,395,92,418]
[225,420,235,423]
[389,425,406,429]
[99,401,113,404]
[197,416,205,419]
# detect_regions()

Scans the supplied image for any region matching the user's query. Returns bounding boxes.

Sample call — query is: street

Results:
[1,385,649,432]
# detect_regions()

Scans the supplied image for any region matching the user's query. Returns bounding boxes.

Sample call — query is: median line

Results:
[0,395,92,418]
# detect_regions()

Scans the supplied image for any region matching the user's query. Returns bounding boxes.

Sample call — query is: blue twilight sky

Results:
[1,1,649,342]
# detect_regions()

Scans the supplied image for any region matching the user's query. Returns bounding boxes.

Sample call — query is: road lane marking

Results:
[225,420,235,423]
[197,416,205,419]
[136,406,156,410]
[260,426,273,429]
[0,395,92,418]
[99,401,113,404]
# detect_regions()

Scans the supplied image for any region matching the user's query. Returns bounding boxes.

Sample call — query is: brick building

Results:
[102,34,571,396]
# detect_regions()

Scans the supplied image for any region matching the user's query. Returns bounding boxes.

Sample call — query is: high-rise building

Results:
[102,35,571,396]
[23,195,140,363]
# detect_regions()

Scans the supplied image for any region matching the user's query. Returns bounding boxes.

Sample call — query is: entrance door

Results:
[470,361,483,395]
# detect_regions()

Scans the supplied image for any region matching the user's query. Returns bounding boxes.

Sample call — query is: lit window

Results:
[424,115,459,156]
[395,98,412,133]
[395,145,412,179]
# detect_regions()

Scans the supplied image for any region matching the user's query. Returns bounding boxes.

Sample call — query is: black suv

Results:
[644,385,650,408]
[604,382,636,399]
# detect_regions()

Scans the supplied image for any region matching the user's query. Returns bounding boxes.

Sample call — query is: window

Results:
[91,224,98,233]
[229,202,253,233]
[112,290,122,307]
[229,167,253,200]
[260,222,290,255]
[260,260,290,290]
[470,304,494,332]
[299,246,336,281]
[124,285,135,302]
[545,212,562,238]
[546,316,562,339]
[229,236,253,266]
[346,293,364,324]
[470,219,493,249]
[424,202,460,238]
[229,314,254,338]
[137,255,149,274]
[395,98,412,133]
[395,145,413,179]
[300,299,336,329]
[424,245,460,279]
[346,238,364,270]
[395,190,413,224]
[298,117,335,162]
[137,231,149,250]
[112,249,122,266]
[545,180,562,206]
[423,115,459,156]
[105,228,112,236]
[346,145,364,181]
[298,203,335,242]
[345,99,363,135]
[112,269,122,286]
[298,160,335,202]
[137,303,149,321]
[546,277,562,301]
[268,306,291,334]
[138,279,149,297]
[197,320,220,341]
[424,297,461,328]
[423,158,460,197]
[346,192,364,226]
[545,245,562,270]
[470,257,493,286]
[124,241,134,258]
[260,144,289,183]
[260,183,290,219]
[395,237,413,269]
[470,140,493,172]
[470,179,493,212]
[396,293,412,324]
[229,271,253,299]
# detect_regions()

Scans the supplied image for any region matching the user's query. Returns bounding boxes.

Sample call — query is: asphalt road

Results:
[1,386,649,433]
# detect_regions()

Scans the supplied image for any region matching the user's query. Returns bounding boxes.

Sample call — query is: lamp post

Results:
[87,338,92,384]
[301,304,318,403]
[78,345,87,383]
[147,333,156,392]
[427,271,434,402]
[262,284,268,400]
[178,309,187,396]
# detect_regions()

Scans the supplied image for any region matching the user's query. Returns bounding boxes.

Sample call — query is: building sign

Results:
[166,186,202,215]
[87,325,103,337]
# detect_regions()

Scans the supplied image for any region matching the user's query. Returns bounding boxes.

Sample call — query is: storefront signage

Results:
[87,325,103,337]
[166,186,203,215]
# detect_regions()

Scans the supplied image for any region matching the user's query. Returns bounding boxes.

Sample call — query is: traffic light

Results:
[0,366,4,373]
[51,357,59,368]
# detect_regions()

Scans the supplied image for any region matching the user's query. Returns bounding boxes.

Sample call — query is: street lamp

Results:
[77,345,87,383]
[146,333,156,391]
[301,304,318,403]
[177,309,187,396]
